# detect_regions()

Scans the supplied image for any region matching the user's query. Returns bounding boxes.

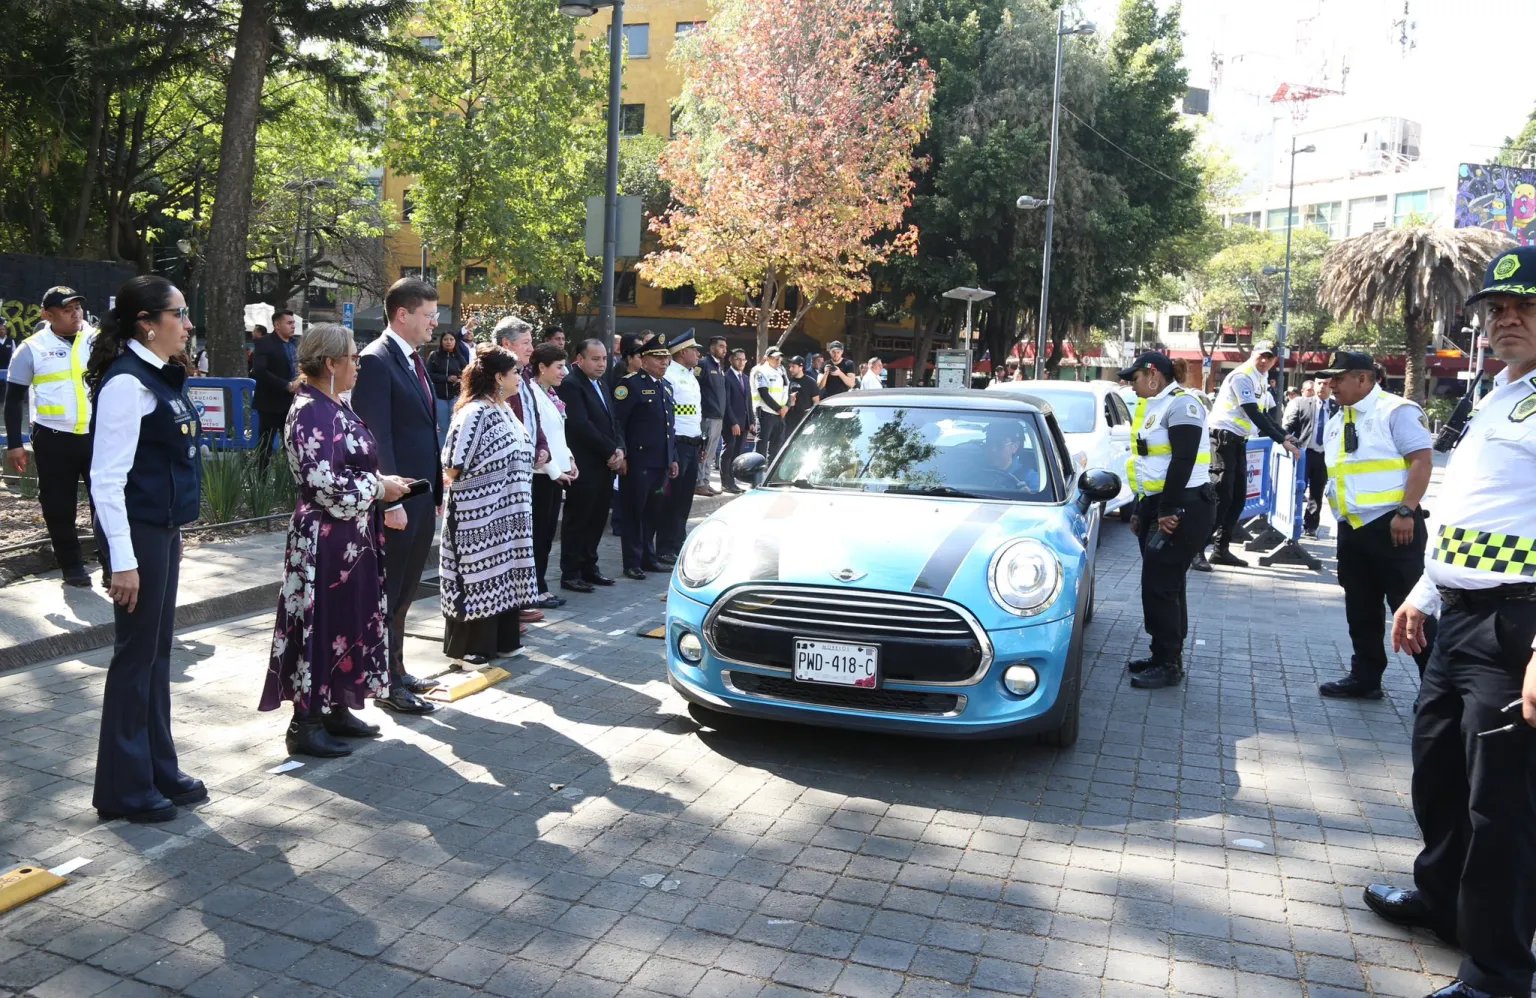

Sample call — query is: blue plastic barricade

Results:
[186,377,257,451]
[1239,438,1276,520]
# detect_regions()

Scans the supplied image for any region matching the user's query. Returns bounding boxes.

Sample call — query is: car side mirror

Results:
[1077,469,1120,505]
[733,451,768,487]
[1108,424,1131,443]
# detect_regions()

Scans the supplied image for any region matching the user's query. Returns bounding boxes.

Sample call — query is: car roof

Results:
[821,387,1053,417]
[994,379,1116,395]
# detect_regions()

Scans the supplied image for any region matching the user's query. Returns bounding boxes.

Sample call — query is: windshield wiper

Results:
[767,478,839,490]
[885,484,991,499]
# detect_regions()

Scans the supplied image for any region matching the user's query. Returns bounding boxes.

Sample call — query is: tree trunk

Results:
[1402,296,1426,403]
[910,316,939,388]
[754,268,777,357]
[204,0,274,377]
[65,80,108,256]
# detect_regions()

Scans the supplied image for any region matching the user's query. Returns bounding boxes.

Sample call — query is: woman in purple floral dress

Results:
[260,324,413,758]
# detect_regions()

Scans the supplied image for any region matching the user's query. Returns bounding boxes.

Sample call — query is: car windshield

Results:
[1010,388,1096,433]
[766,405,1060,502]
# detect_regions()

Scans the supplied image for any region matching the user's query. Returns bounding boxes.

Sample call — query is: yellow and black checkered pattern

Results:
[1432,526,1536,578]
[674,403,698,416]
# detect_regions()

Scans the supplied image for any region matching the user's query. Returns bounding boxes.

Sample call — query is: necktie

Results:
[409,351,433,410]
[1315,400,1329,446]
[592,376,608,411]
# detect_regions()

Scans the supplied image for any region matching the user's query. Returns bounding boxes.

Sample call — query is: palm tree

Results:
[1318,226,1514,402]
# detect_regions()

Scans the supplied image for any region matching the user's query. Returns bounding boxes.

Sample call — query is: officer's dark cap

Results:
[41,286,85,309]
[1116,351,1174,382]
[1317,351,1376,377]
[1468,246,1536,305]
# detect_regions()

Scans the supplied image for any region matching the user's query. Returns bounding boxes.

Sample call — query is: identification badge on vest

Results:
[1511,393,1536,424]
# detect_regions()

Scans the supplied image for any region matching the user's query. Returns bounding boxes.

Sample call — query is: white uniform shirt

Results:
[1322,384,1431,528]
[752,363,788,415]
[90,340,169,573]
[8,326,97,434]
[664,360,703,438]
[1126,382,1211,496]
[1406,367,1536,646]
[1208,362,1265,437]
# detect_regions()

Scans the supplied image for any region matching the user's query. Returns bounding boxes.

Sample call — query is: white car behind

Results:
[986,379,1135,515]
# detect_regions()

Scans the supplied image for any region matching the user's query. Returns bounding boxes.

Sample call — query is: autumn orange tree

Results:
[638,0,935,354]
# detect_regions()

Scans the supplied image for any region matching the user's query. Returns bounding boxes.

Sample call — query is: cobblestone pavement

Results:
[0,517,1466,998]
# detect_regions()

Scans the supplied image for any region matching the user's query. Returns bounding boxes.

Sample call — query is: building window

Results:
[1167,314,1189,333]
[662,284,697,307]
[401,266,439,284]
[1348,195,1388,237]
[1394,190,1430,227]
[1228,211,1260,229]
[1306,201,1342,238]
[1266,207,1299,232]
[615,271,637,306]
[417,35,442,52]
[401,188,414,222]
[620,104,645,136]
[675,20,706,39]
[463,266,489,291]
[623,23,649,58]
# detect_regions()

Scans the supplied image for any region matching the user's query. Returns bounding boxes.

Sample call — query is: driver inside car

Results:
[979,421,1038,491]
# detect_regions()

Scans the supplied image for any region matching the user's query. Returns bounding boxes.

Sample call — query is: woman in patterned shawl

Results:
[439,343,538,665]
[260,324,414,758]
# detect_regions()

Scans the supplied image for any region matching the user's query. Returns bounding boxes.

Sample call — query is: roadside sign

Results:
[934,349,971,390]
[584,196,643,258]
[342,302,355,330]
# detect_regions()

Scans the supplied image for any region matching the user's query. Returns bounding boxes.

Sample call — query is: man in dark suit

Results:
[1283,378,1337,537]
[556,338,624,593]
[251,310,300,466]
[720,348,752,493]
[350,278,443,716]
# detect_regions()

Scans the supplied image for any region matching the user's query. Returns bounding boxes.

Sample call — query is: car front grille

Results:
[724,671,963,716]
[707,585,990,685]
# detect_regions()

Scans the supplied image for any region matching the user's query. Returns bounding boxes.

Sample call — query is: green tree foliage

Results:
[1497,107,1536,166]
[1200,225,1331,359]
[384,0,606,326]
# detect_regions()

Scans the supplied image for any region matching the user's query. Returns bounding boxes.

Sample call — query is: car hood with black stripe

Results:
[680,487,1088,629]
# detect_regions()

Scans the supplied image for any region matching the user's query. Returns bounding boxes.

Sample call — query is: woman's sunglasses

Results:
[151,307,191,321]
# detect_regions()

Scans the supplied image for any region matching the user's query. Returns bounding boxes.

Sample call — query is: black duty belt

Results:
[677,435,704,445]
[1438,583,1536,609]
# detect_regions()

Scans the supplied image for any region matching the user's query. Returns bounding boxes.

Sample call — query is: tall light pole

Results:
[1275,139,1316,387]
[942,286,996,358]
[561,0,625,341]
[1017,12,1094,380]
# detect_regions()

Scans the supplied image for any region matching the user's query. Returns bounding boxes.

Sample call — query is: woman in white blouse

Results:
[527,342,576,608]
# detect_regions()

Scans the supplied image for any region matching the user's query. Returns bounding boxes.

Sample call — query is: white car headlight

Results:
[678,519,733,588]
[988,538,1062,616]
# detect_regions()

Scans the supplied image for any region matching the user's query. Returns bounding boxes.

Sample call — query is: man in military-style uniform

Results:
[613,332,678,580]
[657,330,703,563]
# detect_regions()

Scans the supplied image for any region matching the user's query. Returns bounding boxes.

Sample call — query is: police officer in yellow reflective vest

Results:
[1206,341,1301,566]
[2,287,107,588]
[1121,352,1214,690]
[1315,351,1435,700]
[1366,248,1536,998]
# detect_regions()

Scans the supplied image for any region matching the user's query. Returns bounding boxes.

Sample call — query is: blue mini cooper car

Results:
[664,389,1120,745]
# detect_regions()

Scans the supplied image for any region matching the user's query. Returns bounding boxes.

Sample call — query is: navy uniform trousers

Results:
[1411,587,1536,997]
[619,464,668,570]
[657,437,700,558]
[1135,486,1216,665]
[93,521,198,815]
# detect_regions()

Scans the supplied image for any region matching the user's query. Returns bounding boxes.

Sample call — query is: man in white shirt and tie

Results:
[1283,379,1336,538]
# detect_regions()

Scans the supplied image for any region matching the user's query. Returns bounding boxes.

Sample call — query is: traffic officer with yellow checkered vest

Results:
[657,329,703,562]
[3,286,108,588]
[1121,351,1215,690]
[1206,341,1301,566]
[1316,350,1435,700]
[1365,247,1536,998]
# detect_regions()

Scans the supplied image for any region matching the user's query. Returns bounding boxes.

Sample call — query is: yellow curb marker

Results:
[0,866,66,915]
[425,667,512,702]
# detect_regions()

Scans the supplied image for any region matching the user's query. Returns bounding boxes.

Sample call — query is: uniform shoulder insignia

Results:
[1185,399,1203,418]
[1511,393,1536,423]
[614,385,629,401]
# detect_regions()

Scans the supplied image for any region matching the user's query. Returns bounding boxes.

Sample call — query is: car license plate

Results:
[793,639,878,688]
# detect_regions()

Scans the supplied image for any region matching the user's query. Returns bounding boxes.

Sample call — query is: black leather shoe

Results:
[1362,885,1456,945]
[324,708,381,739]
[1423,981,1502,998]
[653,554,677,567]
[1127,656,1172,675]
[561,578,595,593]
[97,803,177,823]
[64,564,91,587]
[1208,548,1246,567]
[623,568,647,581]
[398,673,436,695]
[533,593,566,608]
[641,561,669,573]
[1130,663,1184,689]
[1320,675,1384,700]
[1190,551,1213,573]
[374,688,437,715]
[100,570,112,591]
[583,572,616,586]
[165,780,208,807]
[459,653,491,666]
[286,718,353,757]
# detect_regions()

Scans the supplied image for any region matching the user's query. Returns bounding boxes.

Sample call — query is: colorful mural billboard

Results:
[1456,163,1536,245]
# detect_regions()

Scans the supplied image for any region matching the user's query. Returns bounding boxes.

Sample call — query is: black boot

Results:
[323,706,381,739]
[286,718,354,758]
[1128,654,1180,675]
[1208,546,1245,567]
[1130,661,1184,689]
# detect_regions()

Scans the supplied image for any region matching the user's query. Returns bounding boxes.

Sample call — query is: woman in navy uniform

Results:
[86,276,205,823]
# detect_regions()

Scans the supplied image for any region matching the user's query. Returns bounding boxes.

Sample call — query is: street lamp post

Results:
[1016,12,1093,380]
[1275,139,1316,387]
[561,0,625,342]
[942,286,996,357]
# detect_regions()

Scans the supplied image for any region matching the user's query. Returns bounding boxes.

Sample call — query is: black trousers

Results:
[1302,449,1327,533]
[657,436,701,558]
[444,609,521,659]
[1412,589,1536,996]
[756,411,785,463]
[618,464,667,570]
[94,522,196,814]
[382,492,435,680]
[531,474,562,594]
[31,424,102,572]
[561,459,612,580]
[1209,430,1248,550]
[1136,488,1216,665]
[255,401,292,468]
[1336,513,1436,684]
[721,424,747,490]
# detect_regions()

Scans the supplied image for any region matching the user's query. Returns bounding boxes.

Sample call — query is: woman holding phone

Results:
[260,323,414,757]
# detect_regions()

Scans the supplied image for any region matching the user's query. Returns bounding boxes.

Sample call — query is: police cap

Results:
[41,286,85,309]
[1468,246,1536,305]
[1117,350,1174,382]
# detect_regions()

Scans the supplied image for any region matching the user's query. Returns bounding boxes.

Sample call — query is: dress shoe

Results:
[561,578,595,594]
[286,718,354,757]
[1320,675,1384,700]
[520,608,545,623]
[1302,528,1318,539]
[624,568,647,581]
[694,486,716,498]
[97,803,177,823]
[374,688,437,715]
[1127,656,1178,675]
[459,653,492,667]
[64,564,91,587]
[165,780,208,807]
[1190,551,1212,572]
[1424,981,1504,998]
[324,707,381,739]
[1362,885,1455,943]
[533,593,566,609]
[654,554,677,567]
[1208,548,1246,567]
[641,561,670,573]
[1130,663,1184,689]
[582,572,616,586]
[398,673,436,695]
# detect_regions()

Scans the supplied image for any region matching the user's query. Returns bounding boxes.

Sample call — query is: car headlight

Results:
[988,538,1062,616]
[678,519,733,588]
[678,632,704,663]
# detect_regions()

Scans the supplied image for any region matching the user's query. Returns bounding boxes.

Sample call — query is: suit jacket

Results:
[723,366,750,430]
[351,333,443,505]
[1284,395,1335,452]
[252,332,298,413]
[557,370,621,472]
[698,354,728,420]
